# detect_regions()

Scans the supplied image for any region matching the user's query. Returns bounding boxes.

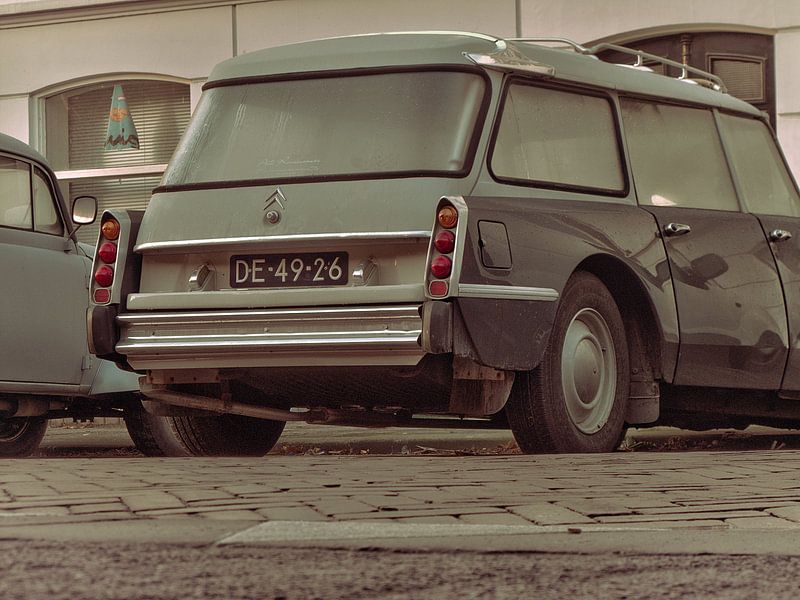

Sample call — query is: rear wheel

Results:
[167,414,286,457]
[506,272,629,453]
[0,417,48,458]
[124,400,190,457]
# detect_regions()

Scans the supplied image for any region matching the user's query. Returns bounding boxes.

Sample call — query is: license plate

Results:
[230,252,348,288]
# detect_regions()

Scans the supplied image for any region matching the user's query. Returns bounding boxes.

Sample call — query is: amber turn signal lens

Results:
[94,265,114,287]
[101,218,121,240]
[433,230,456,254]
[437,206,458,229]
[430,255,452,279]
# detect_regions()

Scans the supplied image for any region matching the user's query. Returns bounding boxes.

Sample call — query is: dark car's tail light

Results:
[425,197,466,300]
[94,265,114,287]
[98,242,117,264]
[430,255,452,278]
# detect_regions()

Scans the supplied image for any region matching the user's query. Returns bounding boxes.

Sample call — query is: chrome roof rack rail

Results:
[506,37,591,54]
[505,37,727,93]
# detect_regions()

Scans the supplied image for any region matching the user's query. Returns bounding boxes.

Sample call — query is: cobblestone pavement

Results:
[3,450,800,552]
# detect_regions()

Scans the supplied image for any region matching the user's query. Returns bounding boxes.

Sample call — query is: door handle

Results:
[769,229,793,242]
[663,223,692,237]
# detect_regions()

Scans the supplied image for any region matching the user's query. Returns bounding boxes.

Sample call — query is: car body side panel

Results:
[457,194,678,377]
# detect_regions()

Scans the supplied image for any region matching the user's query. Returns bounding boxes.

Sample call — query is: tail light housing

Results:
[425,196,467,299]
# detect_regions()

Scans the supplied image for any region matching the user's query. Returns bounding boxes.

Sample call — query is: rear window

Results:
[162,70,487,188]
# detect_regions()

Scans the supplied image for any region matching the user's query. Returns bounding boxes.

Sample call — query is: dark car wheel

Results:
[0,417,48,458]
[167,414,286,457]
[124,400,191,457]
[506,271,629,453]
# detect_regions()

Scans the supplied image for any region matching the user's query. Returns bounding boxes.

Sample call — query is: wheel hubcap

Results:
[561,308,616,434]
[0,419,31,443]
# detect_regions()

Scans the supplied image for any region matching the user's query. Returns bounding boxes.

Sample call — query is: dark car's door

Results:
[0,156,87,385]
[718,113,800,392]
[621,99,788,389]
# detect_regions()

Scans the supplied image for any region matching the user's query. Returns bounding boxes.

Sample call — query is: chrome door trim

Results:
[457,283,559,301]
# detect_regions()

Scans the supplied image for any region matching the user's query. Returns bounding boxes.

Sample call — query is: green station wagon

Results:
[87,32,800,456]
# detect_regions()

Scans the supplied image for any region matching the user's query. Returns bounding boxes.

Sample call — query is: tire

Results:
[124,400,191,457]
[506,271,629,453]
[0,417,48,458]
[167,414,286,457]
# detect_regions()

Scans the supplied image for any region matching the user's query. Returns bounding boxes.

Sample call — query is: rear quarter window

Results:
[490,83,625,194]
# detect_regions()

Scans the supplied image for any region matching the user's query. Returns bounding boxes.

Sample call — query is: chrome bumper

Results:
[116,305,425,370]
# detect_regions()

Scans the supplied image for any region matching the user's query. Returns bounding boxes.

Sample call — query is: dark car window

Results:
[0,157,32,229]
[32,167,64,235]
[491,83,624,193]
[162,70,487,187]
[718,114,800,217]
[621,100,739,211]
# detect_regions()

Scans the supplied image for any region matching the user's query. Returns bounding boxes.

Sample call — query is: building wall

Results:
[0,0,798,174]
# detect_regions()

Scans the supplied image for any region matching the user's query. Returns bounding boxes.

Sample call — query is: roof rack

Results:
[506,37,727,93]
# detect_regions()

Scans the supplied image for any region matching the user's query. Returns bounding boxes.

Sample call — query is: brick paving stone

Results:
[396,515,462,524]
[329,506,510,521]
[554,500,634,517]
[219,484,281,496]
[70,502,128,515]
[0,506,70,516]
[638,502,800,514]
[458,512,533,526]
[597,510,765,523]
[310,497,379,517]
[767,506,800,522]
[171,489,235,503]
[355,494,430,510]
[725,516,800,529]
[256,506,329,521]
[200,510,264,521]
[2,483,58,497]
[507,503,595,525]
[121,491,185,512]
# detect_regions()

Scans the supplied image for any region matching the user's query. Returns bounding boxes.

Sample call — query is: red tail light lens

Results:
[437,206,458,229]
[98,242,117,264]
[101,218,120,240]
[94,265,114,287]
[430,256,452,279]
[428,280,449,297]
[93,288,111,304]
[433,230,456,254]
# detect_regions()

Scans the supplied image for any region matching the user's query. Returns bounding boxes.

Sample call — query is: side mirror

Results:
[72,195,97,225]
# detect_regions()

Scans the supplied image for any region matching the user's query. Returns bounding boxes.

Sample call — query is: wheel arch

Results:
[574,254,664,424]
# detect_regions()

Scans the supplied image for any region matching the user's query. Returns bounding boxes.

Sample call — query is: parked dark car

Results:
[87,32,800,455]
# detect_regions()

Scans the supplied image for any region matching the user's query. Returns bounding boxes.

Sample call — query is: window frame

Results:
[617,95,744,213]
[487,77,630,198]
[715,110,800,217]
[155,65,493,193]
[0,151,67,236]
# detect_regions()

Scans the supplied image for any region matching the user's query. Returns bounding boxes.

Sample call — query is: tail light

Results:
[90,214,124,306]
[425,197,466,299]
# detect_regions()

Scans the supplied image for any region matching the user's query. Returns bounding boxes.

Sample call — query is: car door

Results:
[620,99,788,389]
[0,155,88,385]
[718,113,800,392]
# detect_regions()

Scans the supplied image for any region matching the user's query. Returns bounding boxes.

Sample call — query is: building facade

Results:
[1,0,798,241]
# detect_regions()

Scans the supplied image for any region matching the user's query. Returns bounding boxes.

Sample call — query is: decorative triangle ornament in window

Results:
[105,84,140,150]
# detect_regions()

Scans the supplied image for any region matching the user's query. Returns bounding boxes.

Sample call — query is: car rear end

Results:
[87,40,494,417]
